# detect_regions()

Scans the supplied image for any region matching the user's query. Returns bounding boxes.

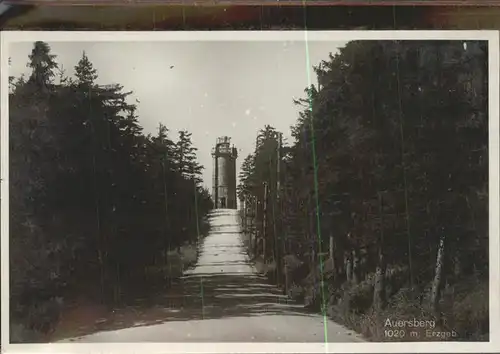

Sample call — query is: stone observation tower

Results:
[212,137,238,209]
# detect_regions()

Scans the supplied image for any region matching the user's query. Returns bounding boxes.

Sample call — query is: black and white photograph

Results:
[1,31,499,353]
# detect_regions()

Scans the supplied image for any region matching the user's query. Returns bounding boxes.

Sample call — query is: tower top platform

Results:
[217,136,231,145]
[212,136,238,158]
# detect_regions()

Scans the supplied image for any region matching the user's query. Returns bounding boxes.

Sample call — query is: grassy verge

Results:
[11,243,201,343]
[242,229,488,342]
[327,276,488,342]
[143,244,199,279]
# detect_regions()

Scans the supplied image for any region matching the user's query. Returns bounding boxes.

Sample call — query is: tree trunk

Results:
[161,161,170,281]
[430,234,446,314]
[352,248,360,285]
[329,234,334,259]
[345,251,352,282]
[453,249,461,280]
[113,262,121,305]
[262,238,266,263]
[373,191,387,312]
[335,236,343,278]
[373,245,387,312]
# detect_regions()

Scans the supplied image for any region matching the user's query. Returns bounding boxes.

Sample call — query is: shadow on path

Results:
[58,209,336,342]
[147,273,312,322]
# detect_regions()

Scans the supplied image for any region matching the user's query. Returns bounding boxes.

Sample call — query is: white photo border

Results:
[1,30,499,354]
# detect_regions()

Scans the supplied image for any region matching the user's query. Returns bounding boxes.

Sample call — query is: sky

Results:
[9,40,346,192]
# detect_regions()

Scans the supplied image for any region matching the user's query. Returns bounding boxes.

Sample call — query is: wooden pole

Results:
[277,133,282,195]
[213,139,219,208]
[254,195,258,257]
[275,132,283,283]
[263,182,268,262]
[159,123,170,282]
[243,195,247,232]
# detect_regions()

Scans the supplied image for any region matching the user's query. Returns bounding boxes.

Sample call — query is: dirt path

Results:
[57,209,364,343]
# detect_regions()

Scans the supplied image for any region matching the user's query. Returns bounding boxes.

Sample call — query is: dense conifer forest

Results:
[6,39,490,343]
[238,40,489,341]
[9,41,213,341]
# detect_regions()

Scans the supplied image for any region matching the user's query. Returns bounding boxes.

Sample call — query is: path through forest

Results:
[59,209,364,342]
